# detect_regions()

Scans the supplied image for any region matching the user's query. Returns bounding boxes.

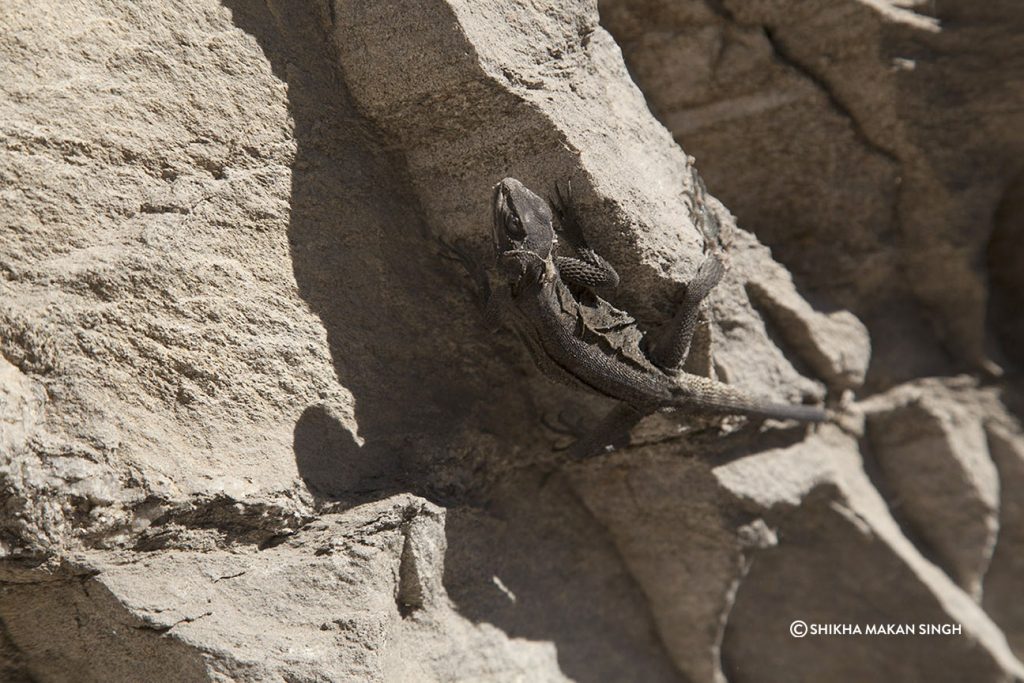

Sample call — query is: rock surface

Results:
[601,0,1024,387]
[1,0,1022,681]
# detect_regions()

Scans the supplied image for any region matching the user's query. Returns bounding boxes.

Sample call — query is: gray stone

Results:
[1,0,1022,680]
[601,0,1024,386]
[864,381,999,599]
[985,424,1024,660]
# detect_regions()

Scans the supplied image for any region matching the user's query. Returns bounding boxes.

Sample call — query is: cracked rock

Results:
[864,383,999,599]
[1,0,1022,680]
[602,0,1024,386]
[984,424,1024,659]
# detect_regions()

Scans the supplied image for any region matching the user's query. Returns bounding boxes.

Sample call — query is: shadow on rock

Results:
[223,0,502,504]
[293,404,403,502]
[442,471,685,683]
[224,2,688,680]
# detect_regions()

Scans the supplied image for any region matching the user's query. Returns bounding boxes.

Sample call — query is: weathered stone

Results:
[984,424,1024,660]
[864,383,999,598]
[0,496,568,682]
[716,426,1022,682]
[331,0,838,405]
[601,0,1024,387]
[1,0,1021,680]
[569,454,747,683]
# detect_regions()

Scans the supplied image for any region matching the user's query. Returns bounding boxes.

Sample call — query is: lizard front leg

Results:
[439,237,505,332]
[549,181,620,289]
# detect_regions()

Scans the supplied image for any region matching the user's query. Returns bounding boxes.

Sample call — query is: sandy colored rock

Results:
[569,454,748,683]
[601,0,1024,387]
[984,423,1024,659]
[1,0,1022,681]
[715,426,1022,682]
[733,230,871,391]
[0,496,569,682]
[864,383,999,598]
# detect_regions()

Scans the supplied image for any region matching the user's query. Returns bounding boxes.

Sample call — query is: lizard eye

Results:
[506,214,526,239]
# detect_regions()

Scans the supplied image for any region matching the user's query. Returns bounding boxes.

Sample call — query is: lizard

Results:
[448,176,827,460]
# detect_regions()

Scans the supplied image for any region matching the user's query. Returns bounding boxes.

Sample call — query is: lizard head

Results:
[492,177,555,261]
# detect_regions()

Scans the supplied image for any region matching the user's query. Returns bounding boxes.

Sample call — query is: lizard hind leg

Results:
[645,253,724,371]
[566,403,651,461]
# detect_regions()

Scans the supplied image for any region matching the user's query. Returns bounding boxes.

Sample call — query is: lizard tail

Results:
[737,401,828,423]
[673,375,828,423]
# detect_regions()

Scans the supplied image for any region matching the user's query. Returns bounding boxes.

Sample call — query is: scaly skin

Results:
[484,177,825,458]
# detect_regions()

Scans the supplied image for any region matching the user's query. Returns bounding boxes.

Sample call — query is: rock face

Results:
[0,0,1021,681]
[601,0,1024,388]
